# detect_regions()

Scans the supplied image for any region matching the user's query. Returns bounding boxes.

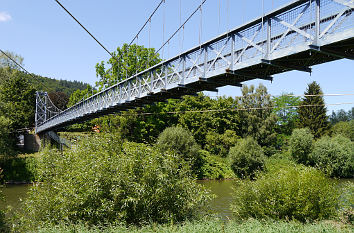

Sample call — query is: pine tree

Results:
[297,81,330,138]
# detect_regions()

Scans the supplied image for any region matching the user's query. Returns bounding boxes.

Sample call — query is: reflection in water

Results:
[0,184,31,213]
[198,179,235,220]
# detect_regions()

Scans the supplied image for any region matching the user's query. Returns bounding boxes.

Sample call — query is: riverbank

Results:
[32,219,353,233]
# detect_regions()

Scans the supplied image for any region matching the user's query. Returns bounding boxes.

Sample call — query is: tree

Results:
[157,126,200,163]
[0,68,36,130]
[67,85,96,107]
[297,81,330,138]
[237,84,278,154]
[0,116,15,155]
[48,91,69,110]
[176,94,240,146]
[229,137,266,179]
[0,50,24,70]
[272,93,301,135]
[289,128,314,165]
[329,108,353,124]
[95,44,161,90]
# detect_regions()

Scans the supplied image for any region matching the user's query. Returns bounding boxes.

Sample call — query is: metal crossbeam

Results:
[35,0,354,133]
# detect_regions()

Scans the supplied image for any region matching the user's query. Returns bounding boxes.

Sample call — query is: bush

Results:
[17,134,211,229]
[228,137,265,179]
[2,156,38,182]
[332,120,354,141]
[157,126,200,162]
[311,135,354,178]
[197,150,234,180]
[205,130,239,157]
[0,116,15,155]
[0,156,38,182]
[289,128,313,165]
[231,164,340,222]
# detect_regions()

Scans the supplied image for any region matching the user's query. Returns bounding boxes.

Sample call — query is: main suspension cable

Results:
[54,0,116,61]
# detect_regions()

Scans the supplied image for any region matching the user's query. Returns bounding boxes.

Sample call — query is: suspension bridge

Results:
[35,0,354,135]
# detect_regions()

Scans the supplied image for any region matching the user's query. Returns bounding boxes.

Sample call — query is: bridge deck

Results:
[36,0,354,133]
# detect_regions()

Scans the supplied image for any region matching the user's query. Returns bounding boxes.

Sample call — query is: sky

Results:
[0,0,353,113]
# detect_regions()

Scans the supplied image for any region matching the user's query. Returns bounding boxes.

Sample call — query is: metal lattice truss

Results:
[36,0,354,133]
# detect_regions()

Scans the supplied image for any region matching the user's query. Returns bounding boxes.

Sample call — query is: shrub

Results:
[332,120,354,141]
[17,134,211,229]
[228,137,265,179]
[289,128,313,165]
[0,116,15,155]
[157,126,200,162]
[0,156,38,182]
[231,164,340,222]
[205,130,239,157]
[311,135,354,178]
[197,150,234,180]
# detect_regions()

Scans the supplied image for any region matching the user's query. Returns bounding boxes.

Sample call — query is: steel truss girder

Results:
[261,59,312,73]
[309,45,354,60]
[35,0,354,133]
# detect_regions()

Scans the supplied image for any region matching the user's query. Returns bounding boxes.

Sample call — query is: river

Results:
[1,179,352,220]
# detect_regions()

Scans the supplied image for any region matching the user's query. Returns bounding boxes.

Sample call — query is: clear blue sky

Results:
[0,0,353,112]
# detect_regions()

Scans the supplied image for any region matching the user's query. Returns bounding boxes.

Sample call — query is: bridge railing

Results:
[36,0,354,133]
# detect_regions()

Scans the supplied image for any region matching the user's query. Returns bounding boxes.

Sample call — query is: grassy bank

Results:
[34,219,353,233]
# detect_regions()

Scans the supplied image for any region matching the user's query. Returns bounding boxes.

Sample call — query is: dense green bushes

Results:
[231,164,340,222]
[157,126,200,163]
[17,134,211,229]
[311,135,354,178]
[229,137,265,179]
[0,156,38,182]
[289,128,314,165]
[205,130,238,158]
[197,150,234,180]
[332,120,354,141]
[0,116,15,155]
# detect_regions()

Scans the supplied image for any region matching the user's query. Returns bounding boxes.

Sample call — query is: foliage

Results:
[157,126,200,163]
[231,164,340,222]
[228,137,266,179]
[289,128,314,165]
[176,95,240,146]
[96,44,161,90]
[0,156,38,182]
[0,116,15,155]
[272,93,301,135]
[48,92,69,110]
[67,85,97,108]
[33,218,354,233]
[0,50,24,69]
[332,120,354,141]
[0,169,8,232]
[197,150,235,180]
[329,107,353,124]
[310,135,354,178]
[237,84,278,154]
[297,81,330,138]
[17,134,211,229]
[205,130,239,157]
[0,68,36,130]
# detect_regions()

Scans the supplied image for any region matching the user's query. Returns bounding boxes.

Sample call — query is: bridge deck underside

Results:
[47,38,354,131]
[35,0,354,133]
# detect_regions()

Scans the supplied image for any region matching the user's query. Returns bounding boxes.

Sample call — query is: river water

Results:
[1,179,352,220]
